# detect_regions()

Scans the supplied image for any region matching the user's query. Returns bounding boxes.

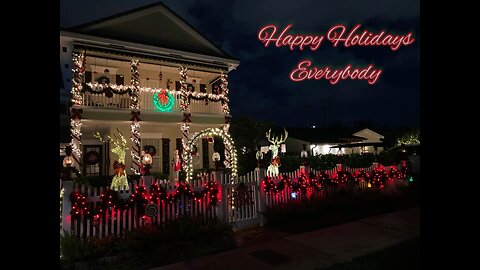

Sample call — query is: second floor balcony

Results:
[80,83,226,115]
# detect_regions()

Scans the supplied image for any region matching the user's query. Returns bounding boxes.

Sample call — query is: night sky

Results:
[61,0,419,129]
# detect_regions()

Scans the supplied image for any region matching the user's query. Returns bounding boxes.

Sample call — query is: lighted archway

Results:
[184,127,237,182]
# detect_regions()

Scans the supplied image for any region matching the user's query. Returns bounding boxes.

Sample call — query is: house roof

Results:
[66,2,237,62]
[287,127,366,144]
[330,142,385,148]
[353,128,384,138]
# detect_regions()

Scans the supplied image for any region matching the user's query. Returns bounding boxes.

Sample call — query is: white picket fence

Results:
[61,162,408,238]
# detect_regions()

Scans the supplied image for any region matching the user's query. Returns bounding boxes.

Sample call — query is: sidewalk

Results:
[151,207,420,270]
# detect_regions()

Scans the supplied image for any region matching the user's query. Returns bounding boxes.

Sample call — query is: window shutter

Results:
[162,138,170,175]
[85,71,92,83]
[176,138,183,156]
[202,138,209,169]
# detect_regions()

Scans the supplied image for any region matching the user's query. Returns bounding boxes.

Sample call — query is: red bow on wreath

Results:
[158,89,169,105]
[130,111,141,122]
[71,108,83,120]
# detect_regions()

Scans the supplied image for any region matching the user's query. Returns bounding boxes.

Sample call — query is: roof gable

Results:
[67,2,234,60]
[287,127,366,144]
[353,128,384,139]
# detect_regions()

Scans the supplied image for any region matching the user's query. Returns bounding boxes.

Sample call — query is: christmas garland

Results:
[188,93,227,104]
[82,83,228,103]
[263,173,324,194]
[330,171,353,184]
[371,168,389,187]
[389,166,407,179]
[354,169,370,182]
[82,82,133,96]
[69,181,219,222]
[263,167,407,195]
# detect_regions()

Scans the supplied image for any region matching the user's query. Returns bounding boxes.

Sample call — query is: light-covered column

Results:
[130,59,142,175]
[179,66,191,182]
[69,51,86,169]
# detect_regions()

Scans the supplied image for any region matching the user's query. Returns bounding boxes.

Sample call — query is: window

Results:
[83,145,102,176]
[200,84,207,93]
[97,76,110,84]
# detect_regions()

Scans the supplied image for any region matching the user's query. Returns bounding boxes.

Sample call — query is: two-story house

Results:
[60,3,239,182]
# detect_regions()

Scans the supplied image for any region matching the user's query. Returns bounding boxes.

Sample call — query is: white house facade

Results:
[60,3,239,182]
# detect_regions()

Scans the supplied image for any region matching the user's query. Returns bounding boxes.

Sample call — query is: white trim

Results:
[353,128,384,139]
[142,133,164,139]
[82,140,103,145]
[60,31,239,70]
[76,5,224,56]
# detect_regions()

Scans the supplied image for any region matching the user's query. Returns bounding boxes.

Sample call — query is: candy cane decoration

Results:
[130,59,141,175]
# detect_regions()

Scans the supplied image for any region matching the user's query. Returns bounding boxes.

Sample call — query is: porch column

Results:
[130,59,142,175]
[179,66,192,182]
[256,168,267,226]
[69,51,86,169]
[220,74,238,179]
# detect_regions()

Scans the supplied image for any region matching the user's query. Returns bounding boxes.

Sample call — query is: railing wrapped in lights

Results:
[80,83,225,114]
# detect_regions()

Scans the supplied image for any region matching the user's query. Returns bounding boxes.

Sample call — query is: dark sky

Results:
[61,0,419,129]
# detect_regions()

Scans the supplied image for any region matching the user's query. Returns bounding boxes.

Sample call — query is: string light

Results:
[220,73,230,115]
[69,180,219,221]
[130,59,142,175]
[71,52,85,106]
[130,59,140,110]
[185,128,238,182]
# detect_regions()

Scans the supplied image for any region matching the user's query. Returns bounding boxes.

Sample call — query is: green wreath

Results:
[153,91,175,112]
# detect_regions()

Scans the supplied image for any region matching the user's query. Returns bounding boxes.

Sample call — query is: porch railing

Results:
[81,83,224,114]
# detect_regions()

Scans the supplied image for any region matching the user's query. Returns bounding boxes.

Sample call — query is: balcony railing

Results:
[81,83,225,114]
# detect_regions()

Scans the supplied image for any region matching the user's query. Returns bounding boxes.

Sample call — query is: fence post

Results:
[299,165,310,175]
[142,175,155,189]
[256,167,267,226]
[214,171,227,222]
[61,180,73,235]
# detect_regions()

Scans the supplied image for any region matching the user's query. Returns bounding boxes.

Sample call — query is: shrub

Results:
[60,231,96,264]
[263,186,418,231]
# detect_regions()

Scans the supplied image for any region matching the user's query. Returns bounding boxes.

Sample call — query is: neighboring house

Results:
[60,3,239,180]
[284,127,384,155]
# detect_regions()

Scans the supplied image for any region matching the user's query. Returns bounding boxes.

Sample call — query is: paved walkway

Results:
[151,207,420,270]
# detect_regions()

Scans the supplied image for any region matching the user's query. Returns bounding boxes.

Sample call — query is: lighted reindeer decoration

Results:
[266,128,288,177]
[94,129,129,191]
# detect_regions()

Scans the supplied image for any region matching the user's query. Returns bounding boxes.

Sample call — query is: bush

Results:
[263,186,419,232]
[376,151,396,166]
[344,153,376,168]
[60,217,235,269]
[60,231,97,264]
